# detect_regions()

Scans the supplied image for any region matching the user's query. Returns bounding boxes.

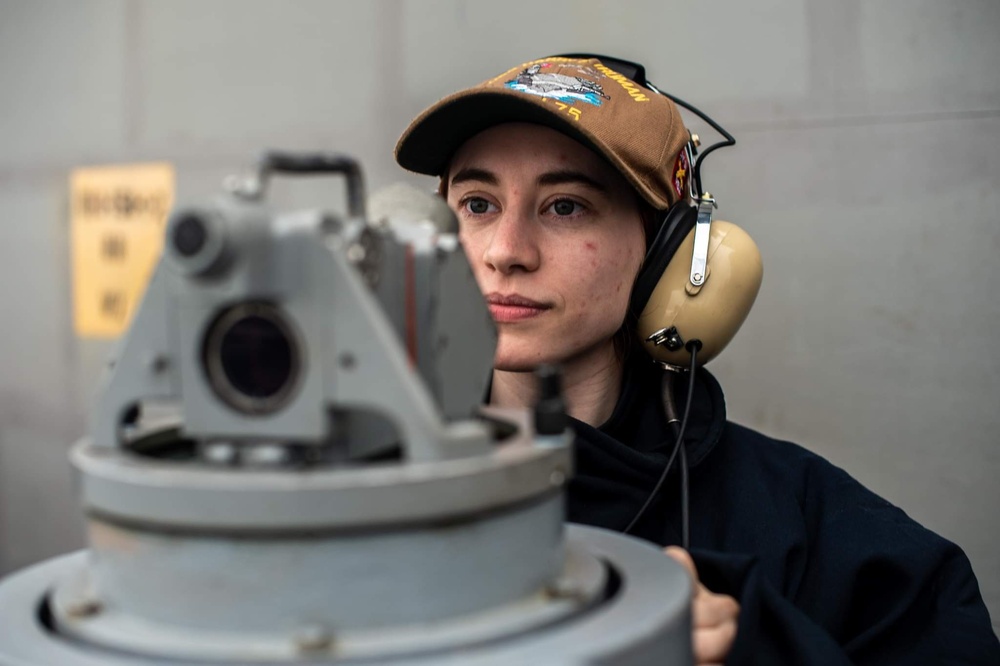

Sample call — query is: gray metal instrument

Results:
[0,153,692,665]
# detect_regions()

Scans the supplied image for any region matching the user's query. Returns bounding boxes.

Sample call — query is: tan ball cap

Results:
[395,56,691,209]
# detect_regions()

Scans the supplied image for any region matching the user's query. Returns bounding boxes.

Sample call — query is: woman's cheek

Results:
[458,236,489,292]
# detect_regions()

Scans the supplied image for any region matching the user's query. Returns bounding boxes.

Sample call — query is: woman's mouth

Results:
[485,294,551,322]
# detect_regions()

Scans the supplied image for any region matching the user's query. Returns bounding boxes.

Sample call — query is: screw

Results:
[339,353,356,370]
[203,442,238,466]
[546,577,584,602]
[692,272,703,283]
[294,624,333,653]
[223,174,262,200]
[648,326,685,351]
[149,354,169,373]
[346,243,367,263]
[65,598,102,619]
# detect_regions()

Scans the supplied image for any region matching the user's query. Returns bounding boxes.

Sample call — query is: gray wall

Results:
[1,0,997,634]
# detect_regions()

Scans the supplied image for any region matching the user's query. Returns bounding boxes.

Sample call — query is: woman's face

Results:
[446,123,646,372]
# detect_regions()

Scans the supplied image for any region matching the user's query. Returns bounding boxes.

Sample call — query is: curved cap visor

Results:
[397,92,602,181]
[394,57,690,210]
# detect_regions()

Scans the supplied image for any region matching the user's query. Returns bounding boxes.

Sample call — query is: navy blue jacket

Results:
[566,357,1000,664]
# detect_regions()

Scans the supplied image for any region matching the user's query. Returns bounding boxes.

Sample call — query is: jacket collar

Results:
[482,352,728,468]
[597,354,727,469]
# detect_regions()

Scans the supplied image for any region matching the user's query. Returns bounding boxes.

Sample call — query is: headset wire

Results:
[623,344,699,547]
[645,82,736,198]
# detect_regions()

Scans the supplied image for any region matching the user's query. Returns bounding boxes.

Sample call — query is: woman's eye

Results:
[464,197,495,215]
[549,199,583,216]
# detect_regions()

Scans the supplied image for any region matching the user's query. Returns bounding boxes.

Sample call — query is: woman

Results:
[395,55,1000,665]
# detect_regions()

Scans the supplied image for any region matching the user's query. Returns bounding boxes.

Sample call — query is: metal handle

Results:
[228,151,366,219]
[689,194,717,287]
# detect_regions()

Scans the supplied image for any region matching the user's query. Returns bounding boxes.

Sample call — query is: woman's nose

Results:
[482,210,540,274]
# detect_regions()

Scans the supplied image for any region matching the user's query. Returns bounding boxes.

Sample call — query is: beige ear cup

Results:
[637,220,763,368]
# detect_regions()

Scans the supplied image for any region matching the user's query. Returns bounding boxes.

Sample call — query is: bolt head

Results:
[66,599,103,619]
[294,624,333,653]
[346,243,367,263]
[546,576,584,601]
[149,354,169,373]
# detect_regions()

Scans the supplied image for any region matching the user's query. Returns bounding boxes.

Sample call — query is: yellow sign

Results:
[70,163,175,337]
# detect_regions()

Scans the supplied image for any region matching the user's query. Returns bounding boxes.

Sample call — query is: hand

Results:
[665,546,740,665]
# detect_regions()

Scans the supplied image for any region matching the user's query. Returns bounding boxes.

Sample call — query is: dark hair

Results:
[613,196,662,361]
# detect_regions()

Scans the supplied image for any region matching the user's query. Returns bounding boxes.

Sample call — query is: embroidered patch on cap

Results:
[504,62,610,107]
[672,149,690,199]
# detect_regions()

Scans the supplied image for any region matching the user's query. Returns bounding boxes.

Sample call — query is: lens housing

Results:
[172,213,209,257]
[165,208,230,277]
[203,303,303,415]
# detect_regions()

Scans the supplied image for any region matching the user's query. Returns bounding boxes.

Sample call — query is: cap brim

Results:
[395,91,612,179]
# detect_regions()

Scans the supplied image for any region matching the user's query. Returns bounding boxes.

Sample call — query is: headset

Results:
[557,53,763,372]
[556,54,764,544]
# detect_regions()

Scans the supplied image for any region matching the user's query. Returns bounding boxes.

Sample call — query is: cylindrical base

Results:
[0,525,691,665]
[51,496,583,661]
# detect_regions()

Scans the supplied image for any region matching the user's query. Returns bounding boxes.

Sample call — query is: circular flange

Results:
[73,426,572,531]
[0,525,692,666]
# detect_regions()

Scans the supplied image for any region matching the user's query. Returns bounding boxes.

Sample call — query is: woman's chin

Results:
[492,356,548,373]
[492,344,555,373]
[492,337,618,374]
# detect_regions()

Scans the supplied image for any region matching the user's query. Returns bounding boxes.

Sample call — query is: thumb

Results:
[664,545,700,585]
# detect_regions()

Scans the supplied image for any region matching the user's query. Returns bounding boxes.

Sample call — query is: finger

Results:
[692,592,741,628]
[663,546,700,586]
[693,620,739,664]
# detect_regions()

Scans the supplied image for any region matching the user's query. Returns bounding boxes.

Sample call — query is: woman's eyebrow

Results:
[449,167,499,187]
[537,170,608,193]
